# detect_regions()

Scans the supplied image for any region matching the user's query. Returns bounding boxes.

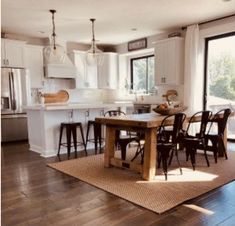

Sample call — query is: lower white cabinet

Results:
[25,45,44,88]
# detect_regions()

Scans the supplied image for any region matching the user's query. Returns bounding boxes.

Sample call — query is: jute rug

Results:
[48,149,235,214]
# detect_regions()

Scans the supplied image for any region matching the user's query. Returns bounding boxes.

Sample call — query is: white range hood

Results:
[43,39,78,78]
[44,54,78,78]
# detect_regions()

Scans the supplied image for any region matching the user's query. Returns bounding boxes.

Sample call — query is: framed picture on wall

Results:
[128,38,147,51]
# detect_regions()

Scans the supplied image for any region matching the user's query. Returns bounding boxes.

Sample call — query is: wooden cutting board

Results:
[42,90,69,104]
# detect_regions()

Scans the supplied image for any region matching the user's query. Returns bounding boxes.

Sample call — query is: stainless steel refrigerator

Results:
[1,68,31,142]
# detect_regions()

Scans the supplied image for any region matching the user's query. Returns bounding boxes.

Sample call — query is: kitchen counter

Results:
[25,101,134,157]
[25,101,133,111]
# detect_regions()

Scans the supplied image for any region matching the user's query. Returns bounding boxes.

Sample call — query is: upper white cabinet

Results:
[25,45,44,88]
[69,50,97,88]
[1,39,26,68]
[98,52,118,89]
[154,37,184,85]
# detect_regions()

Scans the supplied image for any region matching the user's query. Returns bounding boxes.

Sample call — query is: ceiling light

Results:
[86,18,103,66]
[43,9,65,64]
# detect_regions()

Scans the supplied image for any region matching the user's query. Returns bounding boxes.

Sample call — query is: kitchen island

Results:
[25,102,133,157]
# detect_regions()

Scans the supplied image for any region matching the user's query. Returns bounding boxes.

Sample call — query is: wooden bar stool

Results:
[57,122,87,158]
[85,120,103,154]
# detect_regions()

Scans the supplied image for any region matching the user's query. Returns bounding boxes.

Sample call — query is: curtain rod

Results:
[181,14,235,30]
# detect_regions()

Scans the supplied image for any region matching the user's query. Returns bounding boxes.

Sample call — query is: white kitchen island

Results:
[25,102,133,157]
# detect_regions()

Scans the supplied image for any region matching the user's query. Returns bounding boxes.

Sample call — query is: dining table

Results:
[95,112,229,181]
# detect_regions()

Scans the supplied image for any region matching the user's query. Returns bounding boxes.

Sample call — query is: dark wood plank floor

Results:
[1,141,235,226]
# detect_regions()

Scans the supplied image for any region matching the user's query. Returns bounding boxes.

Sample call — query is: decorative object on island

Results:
[40,90,69,104]
[128,38,147,51]
[43,9,66,64]
[153,104,187,115]
[86,18,103,66]
[162,89,178,105]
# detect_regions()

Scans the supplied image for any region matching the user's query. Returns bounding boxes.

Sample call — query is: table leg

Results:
[219,126,228,157]
[143,128,157,181]
[104,126,116,167]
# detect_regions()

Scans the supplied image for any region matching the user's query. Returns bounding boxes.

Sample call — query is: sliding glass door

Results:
[204,32,235,140]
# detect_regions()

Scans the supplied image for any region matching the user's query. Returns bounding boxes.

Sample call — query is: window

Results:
[204,32,235,140]
[130,55,154,93]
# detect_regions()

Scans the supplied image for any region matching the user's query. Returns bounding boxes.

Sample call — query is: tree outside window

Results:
[130,55,154,93]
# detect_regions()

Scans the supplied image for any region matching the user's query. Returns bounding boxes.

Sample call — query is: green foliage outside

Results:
[132,56,154,92]
[209,53,235,101]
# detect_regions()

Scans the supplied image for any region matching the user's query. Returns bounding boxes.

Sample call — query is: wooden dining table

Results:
[95,112,229,181]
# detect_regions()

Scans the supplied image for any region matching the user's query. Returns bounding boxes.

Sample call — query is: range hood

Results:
[44,53,78,78]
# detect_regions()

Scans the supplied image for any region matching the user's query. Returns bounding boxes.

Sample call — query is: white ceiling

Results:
[1,0,235,45]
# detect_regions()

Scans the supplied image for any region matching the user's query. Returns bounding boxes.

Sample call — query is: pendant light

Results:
[86,18,103,66]
[44,9,65,64]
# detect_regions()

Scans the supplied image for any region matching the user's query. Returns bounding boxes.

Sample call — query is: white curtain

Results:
[184,24,202,113]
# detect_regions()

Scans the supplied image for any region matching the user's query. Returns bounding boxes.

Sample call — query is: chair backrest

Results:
[104,110,126,117]
[208,108,231,135]
[158,113,186,144]
[186,111,212,138]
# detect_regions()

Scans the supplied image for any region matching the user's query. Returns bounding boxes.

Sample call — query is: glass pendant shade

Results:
[86,18,103,66]
[86,42,103,66]
[44,9,66,64]
[44,42,66,64]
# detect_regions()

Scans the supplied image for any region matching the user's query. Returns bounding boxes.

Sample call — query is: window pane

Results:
[133,59,147,91]
[148,57,155,91]
[131,55,154,93]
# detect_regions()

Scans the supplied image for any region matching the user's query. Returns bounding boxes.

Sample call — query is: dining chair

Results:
[157,113,186,180]
[104,110,136,160]
[205,108,231,163]
[182,110,212,170]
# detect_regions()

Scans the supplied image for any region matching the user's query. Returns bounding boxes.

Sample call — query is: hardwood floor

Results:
[1,141,235,226]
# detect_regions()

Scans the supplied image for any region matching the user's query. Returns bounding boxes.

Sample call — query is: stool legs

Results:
[79,124,87,156]
[66,125,72,159]
[71,125,77,158]
[58,122,86,159]
[86,121,103,154]
[85,121,91,152]
[57,125,64,156]
[94,123,102,154]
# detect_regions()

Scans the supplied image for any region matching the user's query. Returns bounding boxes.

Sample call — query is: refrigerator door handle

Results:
[9,72,17,111]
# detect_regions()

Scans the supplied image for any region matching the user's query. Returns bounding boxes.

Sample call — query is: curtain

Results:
[184,24,202,113]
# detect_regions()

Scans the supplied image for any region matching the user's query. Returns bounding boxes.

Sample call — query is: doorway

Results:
[204,32,235,140]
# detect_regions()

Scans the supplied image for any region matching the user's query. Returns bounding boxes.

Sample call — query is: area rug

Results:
[47,149,235,214]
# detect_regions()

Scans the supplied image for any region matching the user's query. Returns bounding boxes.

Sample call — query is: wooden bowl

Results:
[153,106,187,115]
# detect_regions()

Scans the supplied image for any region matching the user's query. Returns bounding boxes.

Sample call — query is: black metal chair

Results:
[157,113,186,180]
[205,108,231,163]
[182,110,212,170]
[104,110,136,160]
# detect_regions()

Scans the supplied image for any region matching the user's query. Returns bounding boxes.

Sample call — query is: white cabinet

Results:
[98,52,118,89]
[1,39,26,68]
[25,45,44,88]
[154,37,184,85]
[69,50,97,88]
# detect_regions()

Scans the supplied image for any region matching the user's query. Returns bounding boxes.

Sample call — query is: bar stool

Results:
[85,120,103,154]
[57,122,87,159]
